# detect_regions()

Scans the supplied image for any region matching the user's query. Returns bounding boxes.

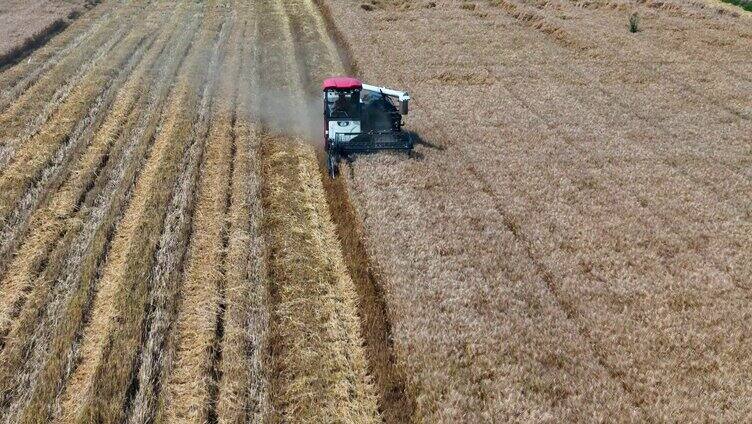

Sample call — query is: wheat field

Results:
[327,0,752,422]
[0,0,750,422]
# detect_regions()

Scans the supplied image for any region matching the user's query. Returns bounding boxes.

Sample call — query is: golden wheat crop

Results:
[323,0,752,421]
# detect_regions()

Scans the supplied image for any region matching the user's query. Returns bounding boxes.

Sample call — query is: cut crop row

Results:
[0,2,117,114]
[0,6,201,423]
[215,12,269,418]
[0,7,151,281]
[282,0,418,420]
[0,5,172,352]
[155,7,240,423]
[0,4,135,169]
[257,0,378,421]
[54,4,227,422]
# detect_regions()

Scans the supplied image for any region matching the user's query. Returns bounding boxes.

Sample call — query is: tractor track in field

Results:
[0,0,411,422]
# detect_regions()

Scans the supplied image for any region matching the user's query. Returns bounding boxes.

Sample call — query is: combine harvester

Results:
[322,77,413,177]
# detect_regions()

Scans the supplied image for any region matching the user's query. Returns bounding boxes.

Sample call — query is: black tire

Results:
[327,153,338,178]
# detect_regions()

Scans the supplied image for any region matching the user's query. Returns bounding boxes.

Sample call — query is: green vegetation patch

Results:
[721,0,752,12]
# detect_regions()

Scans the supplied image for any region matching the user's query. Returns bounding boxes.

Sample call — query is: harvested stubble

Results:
[216,119,269,423]
[281,0,343,93]
[0,7,191,421]
[55,4,227,423]
[214,9,270,424]
[0,0,100,69]
[125,16,212,424]
[0,1,166,314]
[0,1,154,349]
[159,11,241,423]
[0,2,114,114]
[260,135,379,424]
[284,0,417,420]
[2,47,157,348]
[0,11,149,282]
[0,0,390,422]
[320,172,416,424]
[0,5,130,169]
[323,0,752,421]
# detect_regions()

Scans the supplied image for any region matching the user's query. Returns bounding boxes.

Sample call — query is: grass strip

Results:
[721,0,752,11]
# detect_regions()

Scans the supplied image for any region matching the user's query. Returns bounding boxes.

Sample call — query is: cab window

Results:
[325,90,359,118]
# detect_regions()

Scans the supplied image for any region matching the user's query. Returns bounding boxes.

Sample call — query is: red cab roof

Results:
[322,76,362,90]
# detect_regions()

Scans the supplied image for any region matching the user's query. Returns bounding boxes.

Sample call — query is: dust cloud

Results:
[246,85,323,146]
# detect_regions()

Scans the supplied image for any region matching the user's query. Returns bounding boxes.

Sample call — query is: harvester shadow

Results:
[409,131,445,152]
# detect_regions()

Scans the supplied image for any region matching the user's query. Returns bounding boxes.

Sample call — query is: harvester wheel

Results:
[327,153,339,178]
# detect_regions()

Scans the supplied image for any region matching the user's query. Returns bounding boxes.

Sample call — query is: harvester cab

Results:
[323,77,413,177]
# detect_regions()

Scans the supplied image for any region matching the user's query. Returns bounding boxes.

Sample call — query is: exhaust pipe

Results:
[400,98,408,115]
